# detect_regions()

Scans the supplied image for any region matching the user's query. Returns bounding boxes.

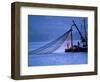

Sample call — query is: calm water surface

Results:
[28,41,87,66]
[28,52,87,66]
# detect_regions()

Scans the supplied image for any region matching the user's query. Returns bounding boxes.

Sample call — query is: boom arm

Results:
[72,20,86,42]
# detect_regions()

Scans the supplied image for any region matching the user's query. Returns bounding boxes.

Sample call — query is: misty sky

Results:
[28,15,88,42]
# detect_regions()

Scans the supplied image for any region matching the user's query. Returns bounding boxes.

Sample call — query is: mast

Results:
[83,19,87,40]
[83,18,87,46]
[71,25,73,48]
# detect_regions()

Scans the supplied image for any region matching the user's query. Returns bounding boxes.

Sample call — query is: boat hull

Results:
[65,47,87,52]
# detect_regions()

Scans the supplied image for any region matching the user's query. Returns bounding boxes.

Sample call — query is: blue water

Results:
[28,52,87,66]
[28,41,88,66]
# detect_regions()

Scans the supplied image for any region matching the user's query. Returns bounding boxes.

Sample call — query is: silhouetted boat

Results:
[65,19,87,52]
[65,46,87,52]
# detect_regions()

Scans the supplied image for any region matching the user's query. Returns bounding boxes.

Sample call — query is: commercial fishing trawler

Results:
[65,20,87,52]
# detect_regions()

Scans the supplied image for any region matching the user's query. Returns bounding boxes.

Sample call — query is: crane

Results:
[72,20,86,43]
